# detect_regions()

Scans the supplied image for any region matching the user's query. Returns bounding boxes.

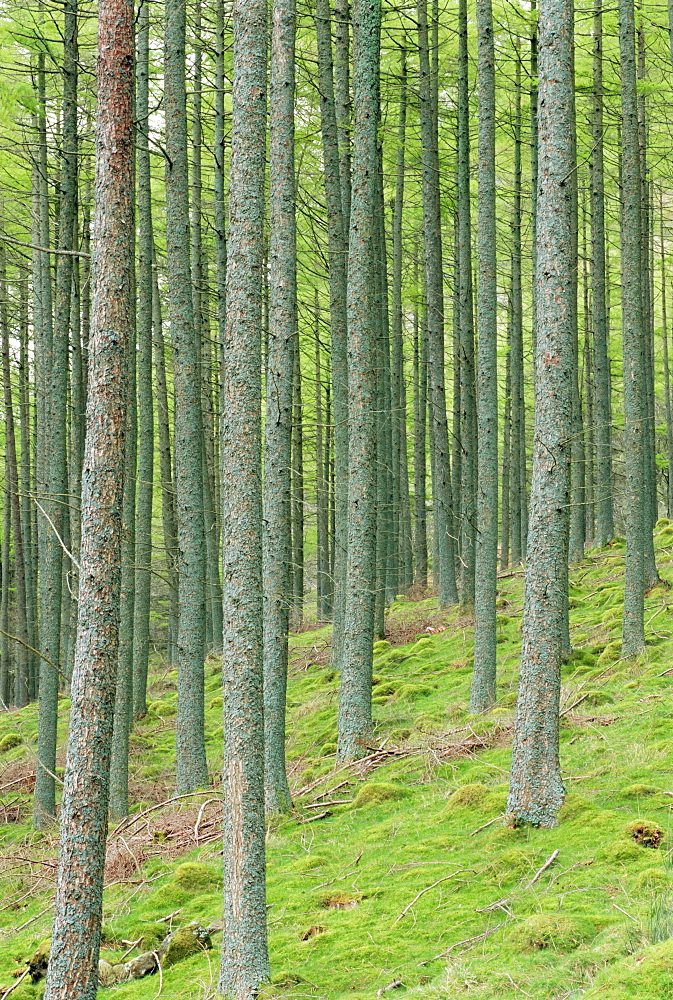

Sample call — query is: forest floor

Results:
[4,527,673,998]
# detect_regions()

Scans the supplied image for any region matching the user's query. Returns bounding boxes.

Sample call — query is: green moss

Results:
[598,640,622,664]
[508,914,596,952]
[353,782,410,808]
[171,862,221,892]
[633,868,672,892]
[446,783,488,809]
[625,820,665,848]
[208,696,223,709]
[147,700,176,717]
[603,839,646,863]
[620,783,662,798]
[159,922,212,968]
[0,733,22,752]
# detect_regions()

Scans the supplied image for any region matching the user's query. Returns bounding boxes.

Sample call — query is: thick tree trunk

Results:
[43,0,133,987]
[507,0,573,828]
[263,0,296,815]
[165,0,208,792]
[471,0,498,712]
[337,0,381,762]
[219,2,270,995]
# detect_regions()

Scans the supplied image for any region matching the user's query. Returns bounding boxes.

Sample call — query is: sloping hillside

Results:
[3,525,673,999]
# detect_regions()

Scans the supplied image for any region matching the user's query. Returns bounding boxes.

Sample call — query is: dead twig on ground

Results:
[393,870,474,926]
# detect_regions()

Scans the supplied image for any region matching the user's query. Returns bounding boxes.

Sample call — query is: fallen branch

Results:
[393,869,473,926]
[469,814,503,837]
[524,849,559,888]
[0,966,30,1000]
[418,922,506,966]
[377,980,403,996]
[298,810,331,823]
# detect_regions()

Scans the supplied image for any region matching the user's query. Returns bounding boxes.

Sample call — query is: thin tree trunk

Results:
[291,344,304,626]
[661,188,673,518]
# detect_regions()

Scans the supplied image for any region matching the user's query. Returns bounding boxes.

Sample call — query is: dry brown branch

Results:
[393,870,474,926]
[418,922,506,966]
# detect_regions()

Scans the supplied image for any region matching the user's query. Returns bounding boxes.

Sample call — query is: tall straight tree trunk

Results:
[337,0,381,762]
[660,189,673,518]
[510,55,524,567]
[417,0,457,605]
[19,277,37,697]
[457,0,476,607]
[333,0,351,234]
[291,345,304,625]
[392,50,413,591]
[34,0,78,827]
[42,0,133,986]
[582,195,595,545]
[263,0,295,816]
[315,298,331,618]
[315,0,349,670]
[591,0,614,545]
[0,246,29,707]
[500,349,511,569]
[471,0,497,712]
[619,0,646,657]
[530,0,539,357]
[165,0,208,791]
[568,27,585,564]
[507,0,573,828]
[152,258,179,665]
[413,257,428,587]
[219,2,270,995]
[132,0,154,719]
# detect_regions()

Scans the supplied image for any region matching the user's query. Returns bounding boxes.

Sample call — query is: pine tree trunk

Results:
[337,0,381,762]
[471,0,498,712]
[165,0,208,791]
[263,0,295,816]
[413,255,428,587]
[35,0,78,827]
[660,188,673,518]
[315,0,349,671]
[291,344,304,626]
[417,0,457,605]
[43,0,133,986]
[219,1,270,994]
[507,0,573,828]
[132,0,154,719]
[591,0,614,545]
[619,0,646,657]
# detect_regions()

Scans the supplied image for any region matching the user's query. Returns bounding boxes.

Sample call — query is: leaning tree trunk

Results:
[43,0,133,988]
[507,0,573,828]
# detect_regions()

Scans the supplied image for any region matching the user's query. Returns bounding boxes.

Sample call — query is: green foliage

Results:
[0,733,22,752]
[508,914,596,952]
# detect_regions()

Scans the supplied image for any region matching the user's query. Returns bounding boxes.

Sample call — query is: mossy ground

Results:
[3,529,673,997]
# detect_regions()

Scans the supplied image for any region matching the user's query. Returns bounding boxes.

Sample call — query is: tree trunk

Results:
[471,0,497,712]
[165,0,208,792]
[263,0,296,816]
[219,1,270,995]
[337,0,381,762]
[507,0,573,828]
[43,0,133,987]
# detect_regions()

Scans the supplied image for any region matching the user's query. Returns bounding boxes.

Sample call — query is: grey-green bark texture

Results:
[1,244,29,707]
[619,0,645,657]
[42,0,133,988]
[413,275,428,586]
[507,0,573,829]
[315,0,349,671]
[591,0,614,546]
[509,55,524,568]
[337,0,381,763]
[660,191,673,518]
[500,350,511,569]
[417,0,457,606]
[219,2,270,996]
[457,0,476,608]
[34,0,78,828]
[165,0,208,792]
[263,0,295,816]
[471,0,497,713]
[291,344,304,626]
[530,0,539,358]
[333,0,352,234]
[132,0,154,719]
